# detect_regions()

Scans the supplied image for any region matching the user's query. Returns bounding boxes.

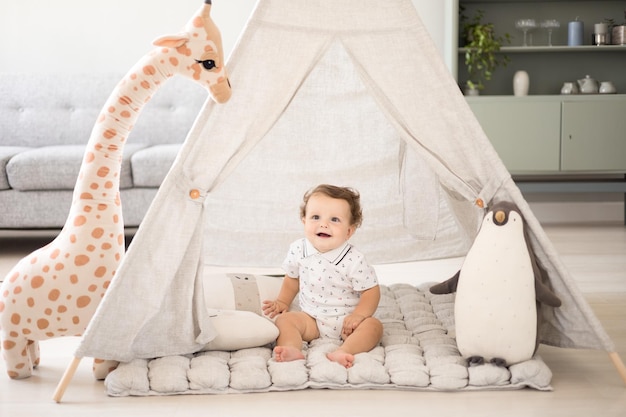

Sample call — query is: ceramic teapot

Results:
[577,75,599,94]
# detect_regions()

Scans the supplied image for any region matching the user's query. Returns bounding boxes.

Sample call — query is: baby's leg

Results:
[274,312,319,362]
[327,317,383,368]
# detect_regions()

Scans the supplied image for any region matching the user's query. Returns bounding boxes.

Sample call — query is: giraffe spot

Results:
[8,272,19,283]
[102,243,112,250]
[22,328,31,335]
[30,257,37,265]
[105,181,113,189]
[169,57,179,67]
[97,204,108,211]
[143,65,156,76]
[121,110,131,118]
[90,183,99,190]
[84,205,93,212]
[88,285,98,292]
[27,297,34,307]
[50,248,60,259]
[95,266,107,278]
[77,296,91,308]
[73,316,81,325]
[75,255,90,266]
[70,235,77,243]
[48,289,61,302]
[85,152,95,163]
[192,15,203,28]
[55,263,64,271]
[42,265,50,273]
[58,305,67,314]
[0,301,4,313]
[37,318,49,330]
[103,281,111,289]
[10,313,20,325]
[13,286,22,295]
[3,340,16,350]
[114,215,120,224]
[140,80,150,89]
[91,227,105,239]
[97,166,110,178]
[45,332,55,337]
[31,276,44,289]
[74,215,87,227]
[108,144,119,152]
[44,308,52,316]
[103,129,117,139]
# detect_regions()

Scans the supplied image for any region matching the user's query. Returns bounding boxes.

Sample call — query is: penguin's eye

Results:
[195,59,217,70]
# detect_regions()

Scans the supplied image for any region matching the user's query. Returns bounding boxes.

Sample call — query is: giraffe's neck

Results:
[73,52,174,202]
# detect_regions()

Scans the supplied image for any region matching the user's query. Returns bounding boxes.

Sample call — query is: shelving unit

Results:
[457,1,626,221]
[457,0,626,95]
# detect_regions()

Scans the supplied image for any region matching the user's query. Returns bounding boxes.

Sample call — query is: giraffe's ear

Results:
[152,33,190,48]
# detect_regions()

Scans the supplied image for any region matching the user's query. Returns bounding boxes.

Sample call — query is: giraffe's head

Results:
[152,0,232,103]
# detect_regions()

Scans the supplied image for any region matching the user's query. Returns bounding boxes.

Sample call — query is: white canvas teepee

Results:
[70,0,622,382]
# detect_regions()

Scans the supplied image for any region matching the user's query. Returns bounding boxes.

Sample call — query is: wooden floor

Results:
[0,224,625,417]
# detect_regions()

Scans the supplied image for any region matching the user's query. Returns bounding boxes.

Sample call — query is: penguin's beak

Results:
[494,210,507,225]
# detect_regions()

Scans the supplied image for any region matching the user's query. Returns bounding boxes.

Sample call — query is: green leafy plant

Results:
[461,8,511,92]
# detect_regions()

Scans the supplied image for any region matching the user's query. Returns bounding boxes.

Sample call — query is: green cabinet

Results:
[469,99,560,172]
[561,100,626,172]
[468,96,626,174]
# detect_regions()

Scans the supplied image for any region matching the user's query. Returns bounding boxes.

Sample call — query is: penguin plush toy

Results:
[430,201,561,367]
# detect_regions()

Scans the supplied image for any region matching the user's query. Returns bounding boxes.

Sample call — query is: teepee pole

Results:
[52,356,81,403]
[608,352,626,386]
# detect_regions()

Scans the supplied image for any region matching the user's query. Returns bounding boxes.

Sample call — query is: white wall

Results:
[0,0,454,74]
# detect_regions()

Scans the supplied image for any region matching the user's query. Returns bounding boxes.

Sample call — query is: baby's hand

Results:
[262,299,288,319]
[341,314,365,338]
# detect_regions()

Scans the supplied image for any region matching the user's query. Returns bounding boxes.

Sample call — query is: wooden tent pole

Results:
[608,352,626,386]
[52,356,81,403]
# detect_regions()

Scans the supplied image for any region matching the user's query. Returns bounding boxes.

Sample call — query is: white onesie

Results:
[281,238,378,339]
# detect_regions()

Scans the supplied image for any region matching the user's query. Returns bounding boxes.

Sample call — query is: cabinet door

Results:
[561,101,626,172]
[468,101,561,173]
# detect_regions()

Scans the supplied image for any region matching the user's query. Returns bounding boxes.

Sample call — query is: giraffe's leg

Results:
[28,340,40,368]
[92,358,119,380]
[1,335,34,379]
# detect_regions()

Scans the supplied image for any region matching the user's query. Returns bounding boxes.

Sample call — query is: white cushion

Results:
[202,310,279,351]
[202,273,294,351]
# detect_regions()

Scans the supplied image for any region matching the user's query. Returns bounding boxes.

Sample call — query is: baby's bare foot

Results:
[274,346,305,362]
[326,350,355,368]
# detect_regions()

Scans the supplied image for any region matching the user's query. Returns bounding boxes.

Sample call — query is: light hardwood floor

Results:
[0,224,625,417]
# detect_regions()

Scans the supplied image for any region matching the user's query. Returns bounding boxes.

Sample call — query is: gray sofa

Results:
[0,73,208,229]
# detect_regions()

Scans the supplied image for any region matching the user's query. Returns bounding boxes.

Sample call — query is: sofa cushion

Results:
[130,144,182,187]
[0,146,31,190]
[6,144,147,191]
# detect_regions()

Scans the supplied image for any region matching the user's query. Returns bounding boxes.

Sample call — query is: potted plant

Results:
[460,8,511,95]
[606,9,626,45]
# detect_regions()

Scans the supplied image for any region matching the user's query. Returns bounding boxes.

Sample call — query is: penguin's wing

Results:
[429,270,461,294]
[527,236,562,307]
[535,277,562,307]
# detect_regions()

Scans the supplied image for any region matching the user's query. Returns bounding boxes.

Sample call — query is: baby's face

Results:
[302,193,355,253]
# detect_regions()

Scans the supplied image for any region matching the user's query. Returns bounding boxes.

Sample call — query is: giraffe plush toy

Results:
[0,0,231,380]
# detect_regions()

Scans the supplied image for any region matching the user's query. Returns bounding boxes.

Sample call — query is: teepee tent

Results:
[59,0,623,395]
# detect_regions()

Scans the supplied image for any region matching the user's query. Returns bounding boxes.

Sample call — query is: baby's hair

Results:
[300,184,363,228]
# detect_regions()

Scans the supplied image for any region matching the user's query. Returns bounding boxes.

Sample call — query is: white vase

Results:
[513,70,529,96]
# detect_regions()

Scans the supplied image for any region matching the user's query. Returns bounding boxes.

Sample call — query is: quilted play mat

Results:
[104,283,553,396]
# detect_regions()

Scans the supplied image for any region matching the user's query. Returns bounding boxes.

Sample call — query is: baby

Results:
[262,184,383,368]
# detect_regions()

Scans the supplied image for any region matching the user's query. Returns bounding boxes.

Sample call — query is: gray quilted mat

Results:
[104,283,552,396]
